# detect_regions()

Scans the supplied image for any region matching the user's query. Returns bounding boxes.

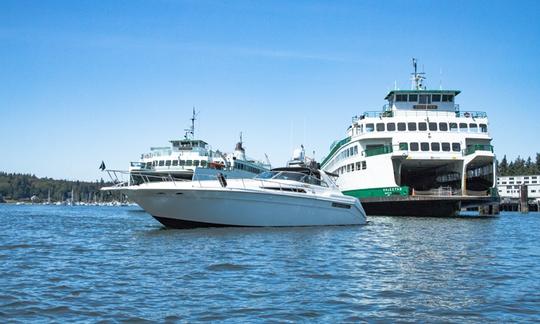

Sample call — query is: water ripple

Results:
[1,205,540,322]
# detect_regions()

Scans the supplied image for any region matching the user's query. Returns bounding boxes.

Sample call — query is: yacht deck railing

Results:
[103,170,330,194]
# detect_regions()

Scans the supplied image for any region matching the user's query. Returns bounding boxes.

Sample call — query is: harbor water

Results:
[1,205,540,322]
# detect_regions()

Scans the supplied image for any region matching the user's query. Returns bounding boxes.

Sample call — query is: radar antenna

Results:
[411,58,426,90]
[184,107,199,139]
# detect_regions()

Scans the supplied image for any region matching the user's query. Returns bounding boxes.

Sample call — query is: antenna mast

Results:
[185,107,198,139]
[411,58,426,90]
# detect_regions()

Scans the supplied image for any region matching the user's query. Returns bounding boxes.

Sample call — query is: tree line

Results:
[497,153,540,176]
[0,172,116,202]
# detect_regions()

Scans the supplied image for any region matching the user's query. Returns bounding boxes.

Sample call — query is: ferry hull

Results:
[361,199,460,217]
[359,195,498,217]
[127,188,366,228]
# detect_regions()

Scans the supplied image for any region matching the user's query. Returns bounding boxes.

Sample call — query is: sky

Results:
[1,0,539,181]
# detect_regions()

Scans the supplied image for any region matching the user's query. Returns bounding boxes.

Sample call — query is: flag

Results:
[99,161,106,171]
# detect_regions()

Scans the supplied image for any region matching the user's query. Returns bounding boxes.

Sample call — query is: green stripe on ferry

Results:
[343,186,409,198]
[320,137,351,167]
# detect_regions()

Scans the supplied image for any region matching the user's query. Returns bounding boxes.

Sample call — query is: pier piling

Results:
[520,184,529,214]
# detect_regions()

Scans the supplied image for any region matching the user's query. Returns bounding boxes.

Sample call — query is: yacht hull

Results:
[127,188,366,228]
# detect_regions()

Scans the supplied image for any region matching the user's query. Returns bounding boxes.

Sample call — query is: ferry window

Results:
[480,124,487,132]
[396,94,407,102]
[469,123,478,132]
[172,160,179,166]
[408,94,418,102]
[146,162,152,169]
[159,160,164,166]
[442,94,454,102]
[418,122,427,131]
[201,160,207,167]
[194,160,200,167]
[376,123,385,131]
[186,160,193,166]
[399,142,408,150]
[356,162,362,170]
[459,123,468,131]
[439,122,448,131]
[410,142,419,151]
[432,94,441,102]
[397,123,406,131]
[361,161,367,170]
[431,143,440,151]
[366,123,374,132]
[429,122,437,131]
[152,161,156,166]
[179,160,185,166]
[165,160,172,166]
[420,142,429,151]
[449,123,458,132]
[354,146,358,155]
[441,143,450,151]
[387,123,396,131]
[419,94,431,104]
[452,143,461,152]
[347,164,351,172]
[408,122,417,131]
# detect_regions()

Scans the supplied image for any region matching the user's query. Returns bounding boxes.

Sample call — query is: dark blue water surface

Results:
[1,205,540,322]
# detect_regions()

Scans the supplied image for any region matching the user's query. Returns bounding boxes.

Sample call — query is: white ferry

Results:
[128,110,270,184]
[321,60,498,216]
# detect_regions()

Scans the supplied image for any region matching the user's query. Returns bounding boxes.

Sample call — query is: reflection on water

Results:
[1,205,539,322]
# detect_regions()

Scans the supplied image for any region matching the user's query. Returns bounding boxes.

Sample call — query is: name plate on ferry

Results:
[413,104,438,110]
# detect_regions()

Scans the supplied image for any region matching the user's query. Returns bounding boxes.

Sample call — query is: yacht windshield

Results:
[255,171,279,179]
[273,172,306,182]
[255,170,329,187]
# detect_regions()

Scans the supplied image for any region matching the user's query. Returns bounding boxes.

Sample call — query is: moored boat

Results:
[102,148,366,228]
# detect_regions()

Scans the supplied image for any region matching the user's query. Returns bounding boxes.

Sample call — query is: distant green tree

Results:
[0,172,114,202]
[498,155,508,176]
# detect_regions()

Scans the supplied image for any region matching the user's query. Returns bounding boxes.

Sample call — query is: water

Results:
[1,205,540,322]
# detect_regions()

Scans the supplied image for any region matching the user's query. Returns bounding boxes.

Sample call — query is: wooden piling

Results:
[520,184,529,214]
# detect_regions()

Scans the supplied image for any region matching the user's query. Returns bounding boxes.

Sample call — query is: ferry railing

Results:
[363,145,393,157]
[354,110,488,119]
[412,187,459,197]
[455,111,488,118]
[465,144,494,156]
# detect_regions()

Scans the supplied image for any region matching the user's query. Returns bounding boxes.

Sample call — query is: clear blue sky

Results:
[1,0,539,181]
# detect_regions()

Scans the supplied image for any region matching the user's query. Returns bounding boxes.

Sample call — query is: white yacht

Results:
[321,59,497,216]
[128,110,270,184]
[103,149,366,228]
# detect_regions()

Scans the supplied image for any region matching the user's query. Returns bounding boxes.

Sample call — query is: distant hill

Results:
[0,172,117,202]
